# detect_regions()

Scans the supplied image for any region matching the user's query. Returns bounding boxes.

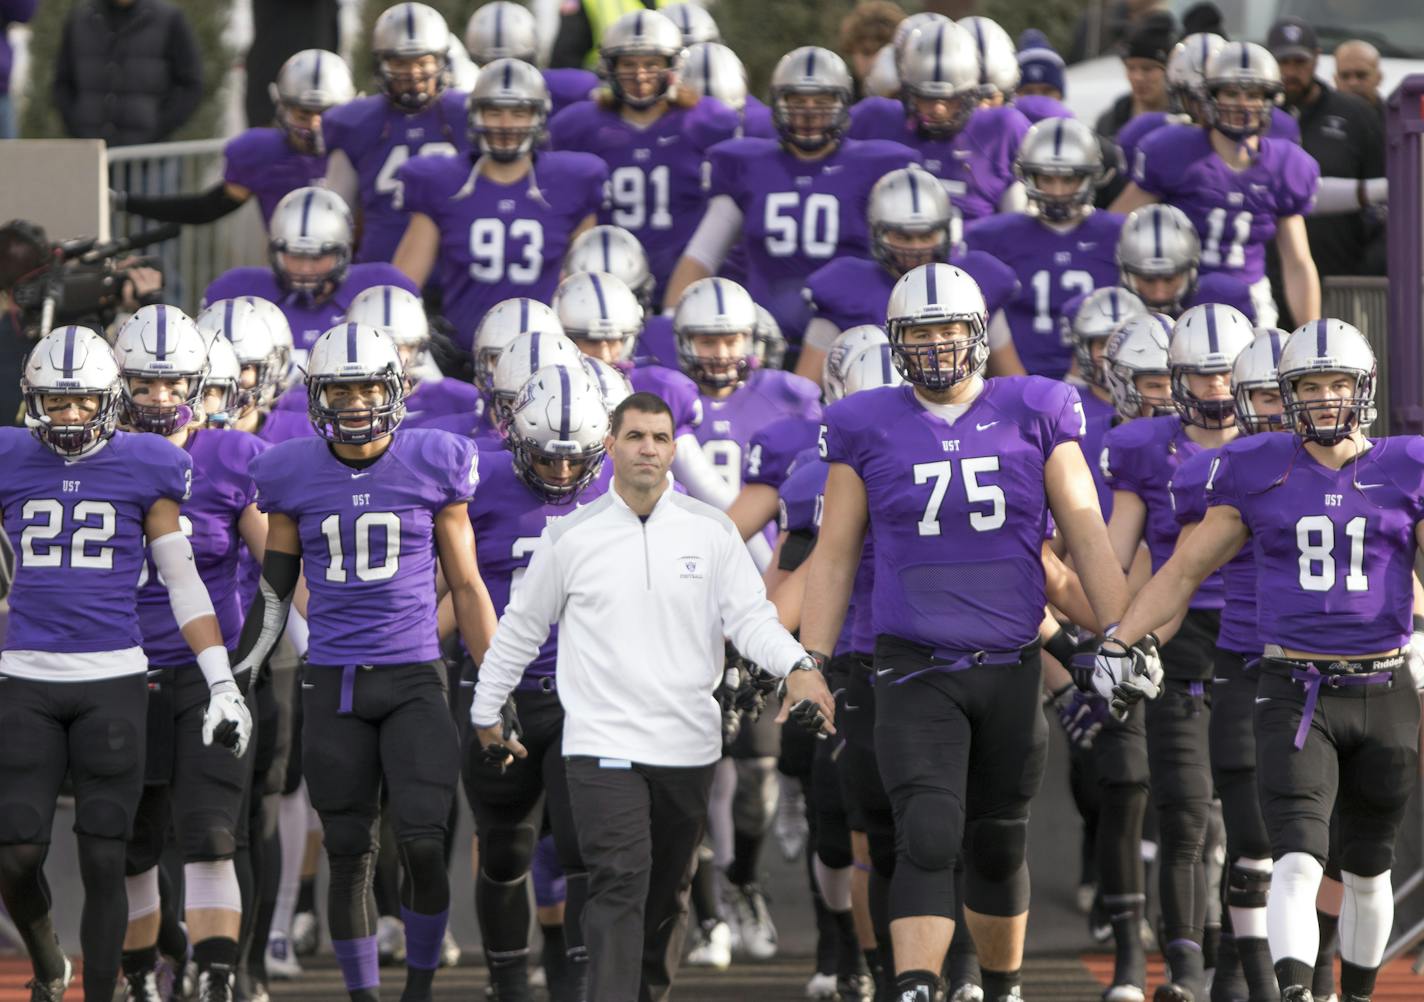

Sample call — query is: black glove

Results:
[788,697,831,738]
[717,664,742,746]
[480,696,523,771]
[734,665,780,721]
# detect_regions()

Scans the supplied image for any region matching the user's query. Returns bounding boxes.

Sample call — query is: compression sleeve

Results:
[231,549,302,676]
[682,195,744,272]
[122,182,247,225]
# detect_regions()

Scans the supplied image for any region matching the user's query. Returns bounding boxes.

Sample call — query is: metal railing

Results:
[1322,276,1392,434]
[106,139,267,315]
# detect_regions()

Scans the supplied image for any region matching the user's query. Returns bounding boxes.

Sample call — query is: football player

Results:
[462,1,599,115]
[1117,204,1256,321]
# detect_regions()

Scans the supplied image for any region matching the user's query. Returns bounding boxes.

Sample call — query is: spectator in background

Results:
[1180,1,1224,37]
[244,0,339,129]
[1016,31,1066,102]
[1271,16,1387,281]
[1068,0,1167,64]
[838,0,904,97]
[52,0,203,147]
[0,0,37,138]
[1335,39,1384,117]
[549,0,662,71]
[1094,13,1176,138]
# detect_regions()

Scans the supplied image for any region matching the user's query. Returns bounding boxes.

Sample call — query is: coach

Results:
[471,391,834,1002]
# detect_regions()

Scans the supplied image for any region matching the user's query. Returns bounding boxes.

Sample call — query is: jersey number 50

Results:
[764,192,839,259]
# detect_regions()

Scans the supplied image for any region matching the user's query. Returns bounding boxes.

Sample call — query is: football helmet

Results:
[959,16,1019,98]
[662,3,719,46]
[196,299,279,413]
[1166,33,1225,118]
[468,58,551,162]
[372,2,452,111]
[897,20,981,138]
[114,304,210,436]
[1278,318,1377,446]
[824,325,889,403]
[237,296,295,392]
[1061,287,1147,390]
[1103,312,1174,421]
[562,225,655,311]
[1169,302,1255,428]
[269,49,355,155]
[840,342,905,397]
[885,263,988,390]
[770,47,853,153]
[1015,117,1107,223]
[677,42,747,113]
[868,166,959,275]
[752,305,786,371]
[601,10,684,110]
[1232,327,1288,434]
[463,1,538,66]
[673,276,757,390]
[892,12,952,68]
[345,285,431,378]
[580,354,633,413]
[509,364,610,504]
[305,322,407,444]
[472,297,564,396]
[1204,42,1283,141]
[204,335,243,427]
[21,325,123,459]
[864,44,899,98]
[1117,204,1201,315]
[268,186,353,298]
[491,330,583,431]
[555,271,645,368]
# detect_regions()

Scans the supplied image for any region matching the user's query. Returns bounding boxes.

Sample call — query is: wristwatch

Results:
[778,654,821,699]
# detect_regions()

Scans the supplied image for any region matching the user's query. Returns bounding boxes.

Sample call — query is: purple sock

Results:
[331,936,380,991]
[400,907,449,972]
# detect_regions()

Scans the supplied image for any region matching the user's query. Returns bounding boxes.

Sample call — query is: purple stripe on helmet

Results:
[312,50,322,88]
[405,2,416,40]
[223,299,235,337]
[806,48,816,77]
[155,304,168,360]
[383,285,393,325]
[1204,303,1219,353]
[503,60,512,88]
[879,343,892,382]
[925,263,938,302]
[932,25,945,83]
[1154,314,1172,338]
[1316,318,1328,356]
[1108,290,1121,321]
[590,272,609,319]
[600,228,612,270]
[1152,206,1162,258]
[713,278,726,314]
[493,3,503,48]
[519,298,529,331]
[62,326,76,377]
[908,170,921,212]
[347,322,359,362]
[1240,43,1249,69]
[300,189,315,236]
[1268,330,1283,364]
[1053,118,1065,156]
[530,333,540,371]
[557,364,571,439]
[971,21,988,84]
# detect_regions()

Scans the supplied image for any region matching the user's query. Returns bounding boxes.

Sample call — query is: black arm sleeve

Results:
[777,530,818,573]
[123,182,247,225]
[232,549,302,672]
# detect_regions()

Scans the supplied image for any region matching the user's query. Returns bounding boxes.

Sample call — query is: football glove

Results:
[202,680,252,758]
[1051,684,1108,749]
[479,696,524,771]
[1092,633,1163,719]
[787,697,831,738]
[734,665,780,721]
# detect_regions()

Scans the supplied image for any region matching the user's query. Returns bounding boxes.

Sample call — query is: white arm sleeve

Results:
[997,181,1028,214]
[987,310,1012,350]
[671,432,738,510]
[803,317,842,353]
[151,531,215,629]
[471,530,562,727]
[716,522,807,677]
[745,532,772,574]
[1310,176,1387,215]
[682,195,744,272]
[324,150,359,213]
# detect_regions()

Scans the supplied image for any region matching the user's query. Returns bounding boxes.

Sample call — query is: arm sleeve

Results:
[1310,176,1387,215]
[803,317,841,353]
[717,521,806,676]
[682,195,743,272]
[123,182,246,225]
[987,309,1012,350]
[325,150,360,214]
[231,549,301,675]
[52,17,77,132]
[151,530,216,629]
[470,529,563,724]
[672,431,738,509]
[157,12,204,140]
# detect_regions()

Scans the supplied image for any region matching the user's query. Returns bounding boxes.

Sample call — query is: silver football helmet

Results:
[203,334,243,427]
[555,271,645,368]
[1014,117,1107,223]
[113,304,209,436]
[268,186,354,298]
[344,285,431,378]
[1117,204,1201,316]
[753,305,786,371]
[468,58,551,162]
[770,47,853,152]
[237,296,295,393]
[959,16,1019,98]
[1103,312,1174,421]
[580,355,633,413]
[372,2,452,111]
[196,299,281,413]
[463,1,538,66]
[840,342,905,397]
[868,166,960,276]
[673,276,757,390]
[1204,42,1283,141]
[1232,327,1288,434]
[1166,33,1225,118]
[269,49,355,155]
[892,12,953,67]
[897,20,982,137]
[491,330,583,431]
[22,325,123,459]
[864,44,899,98]
[661,3,719,46]
[509,364,610,504]
[305,322,407,444]
[1278,318,1377,446]
[885,263,988,390]
[601,10,684,110]
[562,225,655,310]
[1061,287,1147,390]
[824,325,889,403]
[677,42,747,113]
[473,298,565,396]
[1169,303,1255,428]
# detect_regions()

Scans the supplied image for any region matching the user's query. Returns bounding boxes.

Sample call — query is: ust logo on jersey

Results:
[62,480,81,493]
[679,555,704,579]
[940,440,960,453]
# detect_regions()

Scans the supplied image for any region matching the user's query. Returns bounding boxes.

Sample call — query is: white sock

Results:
[1339,869,1392,969]
[272,782,310,937]
[126,866,160,922]
[1267,852,1323,968]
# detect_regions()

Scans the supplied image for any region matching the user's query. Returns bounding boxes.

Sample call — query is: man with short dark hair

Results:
[1094,13,1177,139]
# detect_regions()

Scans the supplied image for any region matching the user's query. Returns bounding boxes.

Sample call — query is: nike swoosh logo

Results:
[351,471,371,479]
[1254,697,1270,704]
[876,668,895,677]
[976,421,999,431]
[1077,241,1095,250]
[822,165,843,174]
[301,682,315,689]
[1356,483,1384,489]
[844,703,860,710]
[656,135,679,146]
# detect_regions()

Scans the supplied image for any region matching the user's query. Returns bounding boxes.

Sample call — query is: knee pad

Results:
[125,866,160,922]
[184,824,237,863]
[898,793,962,875]
[321,814,378,857]
[479,822,538,883]
[0,803,47,846]
[1339,831,1396,880]
[75,797,130,841]
[1228,857,1272,910]
[965,817,1028,886]
[398,836,447,886]
[814,858,853,912]
[183,860,241,914]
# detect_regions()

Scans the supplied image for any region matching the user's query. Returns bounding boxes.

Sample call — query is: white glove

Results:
[202,680,253,758]
[1406,631,1424,690]
[1092,634,1164,719]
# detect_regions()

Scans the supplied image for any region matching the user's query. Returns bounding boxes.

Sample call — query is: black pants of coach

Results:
[565,755,716,1002]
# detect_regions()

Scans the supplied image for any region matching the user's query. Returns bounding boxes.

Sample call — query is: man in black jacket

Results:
[52,0,203,147]
[1093,13,1176,140]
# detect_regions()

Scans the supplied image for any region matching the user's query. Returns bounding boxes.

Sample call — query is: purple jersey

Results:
[467,448,611,679]
[1013,95,1073,124]
[629,364,702,438]
[403,377,484,427]
[695,369,822,492]
[397,151,607,349]
[320,90,472,263]
[704,136,919,346]
[251,429,479,664]
[1171,445,1256,654]
[777,448,859,655]
[1103,414,1225,609]
[545,68,598,115]
[847,100,1030,224]
[222,127,327,227]
[1077,386,1117,520]
[549,99,735,301]
[0,429,191,655]
[258,408,317,445]
[635,315,677,369]
[745,415,818,491]
[804,251,1018,335]
[1207,434,1424,655]
[202,263,418,353]
[137,430,265,666]
[1183,272,1256,322]
[1132,126,1319,286]
[1117,108,1300,176]
[823,377,1082,652]
[964,211,1124,379]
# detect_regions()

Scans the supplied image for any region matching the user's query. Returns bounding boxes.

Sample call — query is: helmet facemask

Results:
[308,372,406,444]
[889,318,987,390]
[122,371,206,436]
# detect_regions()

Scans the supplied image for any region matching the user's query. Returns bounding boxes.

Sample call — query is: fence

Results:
[1322,276,1391,434]
[106,139,267,315]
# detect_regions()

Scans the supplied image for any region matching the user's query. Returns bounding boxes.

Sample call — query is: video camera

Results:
[0,218,179,337]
